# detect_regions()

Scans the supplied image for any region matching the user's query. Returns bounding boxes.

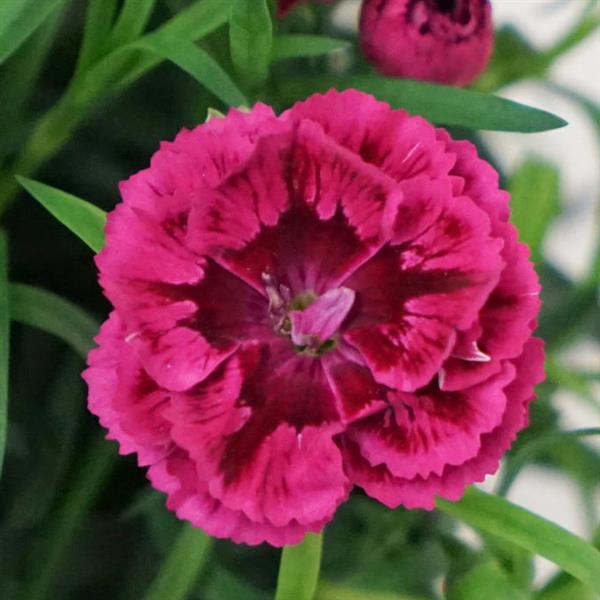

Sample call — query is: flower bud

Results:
[360,0,494,86]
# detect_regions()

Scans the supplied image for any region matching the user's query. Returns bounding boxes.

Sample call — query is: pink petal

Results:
[290,287,355,346]
[190,117,401,296]
[83,313,171,466]
[346,363,513,480]
[285,89,455,182]
[342,338,545,509]
[186,131,293,260]
[148,449,330,546]
[343,178,504,390]
[162,343,347,529]
[131,326,238,392]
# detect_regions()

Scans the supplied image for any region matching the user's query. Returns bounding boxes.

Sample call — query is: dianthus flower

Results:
[360,0,494,86]
[84,89,544,546]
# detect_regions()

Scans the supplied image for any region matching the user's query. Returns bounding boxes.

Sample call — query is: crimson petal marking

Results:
[321,348,389,424]
[190,119,402,295]
[186,131,293,265]
[342,338,545,510]
[164,343,347,528]
[346,363,514,480]
[344,177,504,391]
[209,424,350,527]
[148,449,332,546]
[292,119,402,246]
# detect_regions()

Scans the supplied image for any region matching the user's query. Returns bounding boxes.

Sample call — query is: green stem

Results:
[24,437,116,600]
[143,524,212,600]
[275,532,323,600]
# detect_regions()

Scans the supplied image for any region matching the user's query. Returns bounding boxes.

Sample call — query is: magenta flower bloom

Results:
[360,0,494,86]
[84,90,544,546]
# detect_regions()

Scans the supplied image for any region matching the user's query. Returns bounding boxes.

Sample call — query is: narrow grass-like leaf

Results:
[73,0,117,77]
[0,0,233,217]
[136,37,247,107]
[510,159,560,261]
[110,0,235,91]
[277,75,567,132]
[17,176,106,253]
[272,34,349,61]
[24,437,115,600]
[229,0,272,89]
[0,0,63,66]
[275,533,323,600]
[0,5,63,132]
[143,524,212,600]
[437,488,600,593]
[9,283,98,359]
[107,0,157,50]
[447,561,528,600]
[0,232,9,479]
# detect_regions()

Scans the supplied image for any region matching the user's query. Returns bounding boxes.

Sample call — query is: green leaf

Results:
[0,232,9,479]
[0,0,63,66]
[73,0,117,77]
[275,533,323,600]
[143,524,212,600]
[229,0,273,89]
[277,75,568,132]
[447,561,529,600]
[16,176,106,253]
[0,0,234,217]
[135,36,247,107]
[537,577,595,600]
[272,34,349,61]
[0,4,64,131]
[437,488,600,593]
[509,159,560,262]
[9,283,98,359]
[107,0,157,50]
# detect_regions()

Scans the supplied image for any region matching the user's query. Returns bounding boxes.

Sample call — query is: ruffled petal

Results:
[345,363,514,480]
[286,89,455,182]
[148,449,330,546]
[162,343,348,530]
[189,117,401,295]
[83,312,172,466]
[343,177,504,390]
[342,338,545,509]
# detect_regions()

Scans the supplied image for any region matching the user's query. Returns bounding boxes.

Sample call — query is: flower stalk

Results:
[275,532,323,600]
